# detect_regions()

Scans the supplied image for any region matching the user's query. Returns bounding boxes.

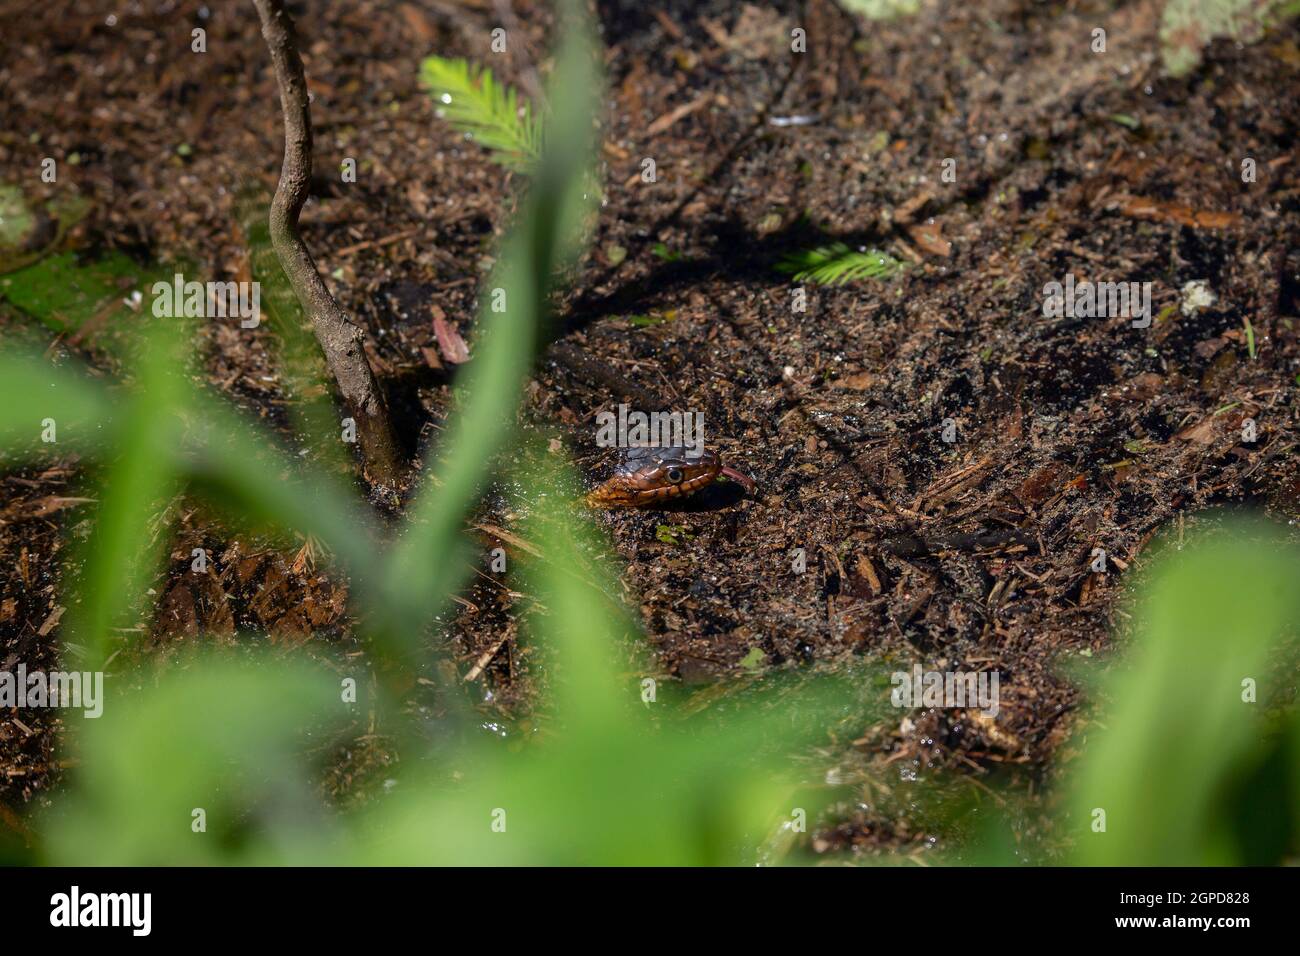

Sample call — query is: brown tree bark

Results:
[252,0,403,485]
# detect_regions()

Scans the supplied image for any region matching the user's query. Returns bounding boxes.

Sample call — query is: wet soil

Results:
[2,0,1299,857]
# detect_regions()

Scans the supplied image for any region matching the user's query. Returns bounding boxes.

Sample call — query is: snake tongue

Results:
[719,465,756,495]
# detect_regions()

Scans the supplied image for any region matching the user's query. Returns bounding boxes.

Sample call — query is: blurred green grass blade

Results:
[1291,715,1300,851]
[342,455,884,866]
[1067,519,1300,865]
[520,459,643,729]
[64,320,192,666]
[357,457,886,865]
[0,350,112,460]
[42,652,346,865]
[174,398,384,594]
[1,339,383,659]
[383,0,600,640]
[353,664,885,865]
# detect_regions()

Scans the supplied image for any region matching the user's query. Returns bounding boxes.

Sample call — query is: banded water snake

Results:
[585,446,756,508]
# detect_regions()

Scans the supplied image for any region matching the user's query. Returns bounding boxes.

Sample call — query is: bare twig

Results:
[252,0,404,485]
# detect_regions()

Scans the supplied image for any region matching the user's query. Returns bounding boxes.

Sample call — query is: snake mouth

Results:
[719,465,756,495]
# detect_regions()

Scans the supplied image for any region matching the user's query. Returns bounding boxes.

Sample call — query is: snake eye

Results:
[666,467,684,484]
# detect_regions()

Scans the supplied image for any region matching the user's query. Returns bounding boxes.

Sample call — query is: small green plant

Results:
[419,57,542,170]
[777,242,906,286]
[654,522,693,544]
[651,241,683,262]
[628,310,675,328]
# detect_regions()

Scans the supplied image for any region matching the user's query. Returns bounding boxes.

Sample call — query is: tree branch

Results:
[252,0,403,485]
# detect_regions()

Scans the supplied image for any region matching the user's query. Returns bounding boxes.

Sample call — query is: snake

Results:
[585,446,756,508]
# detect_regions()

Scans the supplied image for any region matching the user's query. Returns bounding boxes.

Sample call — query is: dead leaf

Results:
[854,554,882,594]
[645,93,712,137]
[1115,195,1240,230]
[967,707,1022,751]
[1175,417,1218,445]
[1194,336,1228,360]
[832,371,876,390]
[36,605,65,637]
[906,221,952,257]
[472,522,543,558]
[432,304,470,364]
[399,3,437,42]
[892,191,933,224]
[1017,463,1066,506]
[156,584,198,637]
[1118,372,1165,401]
[6,496,96,520]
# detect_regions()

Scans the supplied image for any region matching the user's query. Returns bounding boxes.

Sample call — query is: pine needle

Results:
[419,57,542,171]
[776,242,906,285]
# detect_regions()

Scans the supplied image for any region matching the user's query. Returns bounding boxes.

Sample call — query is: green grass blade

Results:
[383,2,600,646]
[173,398,383,595]
[62,319,191,667]
[41,652,346,865]
[1066,519,1300,865]
[0,350,112,460]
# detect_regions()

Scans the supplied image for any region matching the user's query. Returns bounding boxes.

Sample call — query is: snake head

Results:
[586,445,756,508]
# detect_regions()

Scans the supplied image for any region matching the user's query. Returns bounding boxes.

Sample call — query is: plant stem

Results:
[252,0,403,485]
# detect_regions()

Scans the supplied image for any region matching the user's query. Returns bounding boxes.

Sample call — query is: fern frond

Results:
[419,57,542,170]
[776,242,906,285]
